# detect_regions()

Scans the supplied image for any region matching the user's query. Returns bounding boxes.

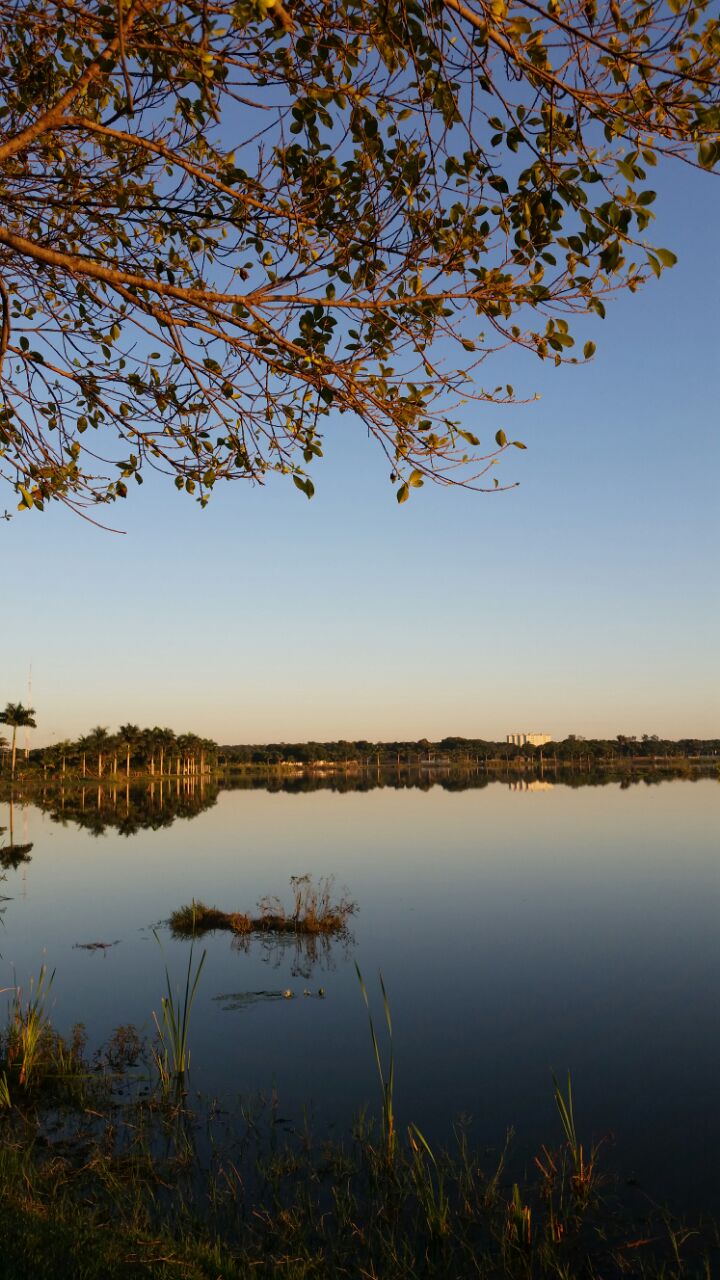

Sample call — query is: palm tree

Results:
[0,702,37,780]
[54,739,73,776]
[86,726,110,778]
[175,733,192,777]
[76,733,91,778]
[118,724,141,778]
[156,728,175,778]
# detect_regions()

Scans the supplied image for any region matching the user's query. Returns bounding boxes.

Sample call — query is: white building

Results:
[506,732,552,748]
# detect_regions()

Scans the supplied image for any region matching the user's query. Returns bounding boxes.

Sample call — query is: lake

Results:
[1,773,718,1210]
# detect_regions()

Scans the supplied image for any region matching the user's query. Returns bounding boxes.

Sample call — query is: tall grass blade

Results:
[552,1070,597,1201]
[152,923,206,1094]
[355,963,395,1161]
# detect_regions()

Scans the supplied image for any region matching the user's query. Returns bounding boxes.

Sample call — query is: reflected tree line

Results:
[0,761,713,884]
[1,776,219,851]
[222,760,716,794]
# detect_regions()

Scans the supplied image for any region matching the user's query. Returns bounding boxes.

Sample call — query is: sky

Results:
[1,161,718,747]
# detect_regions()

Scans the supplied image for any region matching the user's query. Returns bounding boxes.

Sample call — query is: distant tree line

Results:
[219,735,719,768]
[3,716,716,783]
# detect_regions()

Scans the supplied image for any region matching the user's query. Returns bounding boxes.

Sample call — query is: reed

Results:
[552,1071,598,1203]
[151,926,206,1092]
[355,964,396,1162]
[408,1123,450,1237]
[5,964,54,1088]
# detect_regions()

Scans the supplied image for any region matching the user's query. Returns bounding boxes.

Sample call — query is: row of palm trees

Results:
[42,726,219,781]
[0,706,218,781]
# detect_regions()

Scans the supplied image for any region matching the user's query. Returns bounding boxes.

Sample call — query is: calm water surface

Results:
[1,776,718,1208]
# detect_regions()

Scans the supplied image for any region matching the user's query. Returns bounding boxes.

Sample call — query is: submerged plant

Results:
[152,925,206,1094]
[356,964,396,1162]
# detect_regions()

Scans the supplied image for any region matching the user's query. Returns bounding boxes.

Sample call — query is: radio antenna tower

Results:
[24,664,32,761]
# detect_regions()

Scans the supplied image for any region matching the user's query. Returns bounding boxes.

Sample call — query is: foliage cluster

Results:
[0,0,718,514]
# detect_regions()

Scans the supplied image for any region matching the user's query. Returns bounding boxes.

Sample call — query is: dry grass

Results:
[169,875,355,940]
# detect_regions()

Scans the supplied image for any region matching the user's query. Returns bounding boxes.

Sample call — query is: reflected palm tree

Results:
[0,798,33,868]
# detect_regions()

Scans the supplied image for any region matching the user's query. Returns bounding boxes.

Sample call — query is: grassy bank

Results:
[0,1084,717,1279]
[0,961,716,1279]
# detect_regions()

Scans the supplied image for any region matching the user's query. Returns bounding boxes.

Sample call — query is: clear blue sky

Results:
[2,162,718,747]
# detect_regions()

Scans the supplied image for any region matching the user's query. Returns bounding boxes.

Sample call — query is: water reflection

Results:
[0,799,34,868]
[230,923,352,978]
[26,777,219,836]
[1,765,712,842]
[222,762,714,794]
[0,776,717,1213]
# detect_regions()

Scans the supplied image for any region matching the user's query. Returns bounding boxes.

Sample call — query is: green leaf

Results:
[408,469,424,488]
[512,440,526,449]
[495,429,507,447]
[698,140,720,170]
[396,483,410,504]
[646,252,662,278]
[459,430,480,446]
[583,341,596,359]
[656,248,677,268]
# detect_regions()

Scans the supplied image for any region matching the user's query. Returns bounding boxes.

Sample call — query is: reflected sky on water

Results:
[0,774,718,1208]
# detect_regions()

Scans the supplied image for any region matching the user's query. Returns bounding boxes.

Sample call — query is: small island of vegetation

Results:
[169,876,356,940]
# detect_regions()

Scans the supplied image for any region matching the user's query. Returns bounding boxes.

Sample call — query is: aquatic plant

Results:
[0,968,89,1103]
[408,1123,450,1237]
[151,926,206,1093]
[356,964,396,1162]
[552,1071,600,1204]
[5,965,54,1088]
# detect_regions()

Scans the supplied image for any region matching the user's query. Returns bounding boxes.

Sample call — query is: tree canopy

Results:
[0,0,718,516]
